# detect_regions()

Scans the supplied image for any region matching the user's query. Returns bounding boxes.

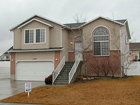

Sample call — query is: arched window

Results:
[75,36,83,42]
[93,26,109,56]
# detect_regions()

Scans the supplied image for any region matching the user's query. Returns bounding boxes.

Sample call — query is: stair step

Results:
[54,81,68,84]
[53,61,75,85]
[60,71,70,74]
[54,83,68,85]
[56,78,68,81]
[55,80,68,82]
[59,75,69,77]
[57,77,68,79]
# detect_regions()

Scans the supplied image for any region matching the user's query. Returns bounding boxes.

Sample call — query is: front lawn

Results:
[1,76,140,105]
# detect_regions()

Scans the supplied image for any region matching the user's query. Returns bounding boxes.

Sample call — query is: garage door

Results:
[16,61,54,81]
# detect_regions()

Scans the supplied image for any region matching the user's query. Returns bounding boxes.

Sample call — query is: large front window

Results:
[25,29,45,44]
[93,27,109,56]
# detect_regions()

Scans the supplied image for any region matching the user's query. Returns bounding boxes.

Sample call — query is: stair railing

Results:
[52,56,65,85]
[69,54,81,84]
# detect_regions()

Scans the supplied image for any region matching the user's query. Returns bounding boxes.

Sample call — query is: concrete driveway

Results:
[0,79,45,105]
[127,62,140,76]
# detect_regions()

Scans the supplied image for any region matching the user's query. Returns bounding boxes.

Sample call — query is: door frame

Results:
[74,40,83,60]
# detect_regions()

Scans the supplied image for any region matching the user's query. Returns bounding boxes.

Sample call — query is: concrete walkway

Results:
[0,79,45,105]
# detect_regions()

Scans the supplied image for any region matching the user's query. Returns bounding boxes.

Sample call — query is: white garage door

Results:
[16,61,54,81]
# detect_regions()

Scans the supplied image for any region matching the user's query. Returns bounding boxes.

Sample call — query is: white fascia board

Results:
[78,16,124,29]
[18,18,53,29]
[10,14,65,31]
[8,48,64,53]
[123,20,128,25]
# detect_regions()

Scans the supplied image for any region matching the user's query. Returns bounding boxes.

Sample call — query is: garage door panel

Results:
[16,61,54,81]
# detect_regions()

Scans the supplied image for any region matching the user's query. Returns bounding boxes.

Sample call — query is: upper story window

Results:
[25,30,34,43]
[25,28,46,44]
[93,26,110,56]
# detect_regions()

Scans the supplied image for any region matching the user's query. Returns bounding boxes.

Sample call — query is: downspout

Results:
[120,26,123,77]
[60,27,66,47]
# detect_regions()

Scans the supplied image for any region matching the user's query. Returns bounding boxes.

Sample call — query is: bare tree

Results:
[70,14,133,78]
[69,14,92,77]
[109,17,135,77]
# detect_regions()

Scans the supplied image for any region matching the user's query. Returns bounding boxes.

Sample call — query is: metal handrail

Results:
[69,54,81,84]
[52,56,65,85]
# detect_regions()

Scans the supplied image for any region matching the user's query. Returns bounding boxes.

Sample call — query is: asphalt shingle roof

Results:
[64,19,127,29]
[129,43,140,50]
[115,19,127,24]
[63,22,86,28]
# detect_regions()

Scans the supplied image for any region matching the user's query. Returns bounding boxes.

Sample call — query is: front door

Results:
[75,42,83,60]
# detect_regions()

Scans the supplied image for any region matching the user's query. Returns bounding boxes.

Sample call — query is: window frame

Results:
[93,26,110,56]
[24,28,46,44]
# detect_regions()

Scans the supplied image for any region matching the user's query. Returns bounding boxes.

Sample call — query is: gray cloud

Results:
[0,0,139,55]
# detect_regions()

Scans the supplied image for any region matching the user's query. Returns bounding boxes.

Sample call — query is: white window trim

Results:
[93,42,110,56]
[92,26,110,56]
[18,18,53,29]
[24,28,46,44]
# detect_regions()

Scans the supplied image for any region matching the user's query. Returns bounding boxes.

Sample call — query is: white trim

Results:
[79,16,124,28]
[10,15,71,31]
[18,18,53,29]
[60,28,62,47]
[8,48,64,53]
[123,20,128,25]
[24,28,46,44]
[92,25,111,56]
[16,60,54,64]
[120,26,122,77]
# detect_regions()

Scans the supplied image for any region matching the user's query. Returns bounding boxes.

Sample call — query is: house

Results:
[129,43,140,61]
[9,15,130,85]
[0,47,13,61]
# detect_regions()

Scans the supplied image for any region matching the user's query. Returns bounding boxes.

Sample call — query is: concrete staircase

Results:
[53,61,74,85]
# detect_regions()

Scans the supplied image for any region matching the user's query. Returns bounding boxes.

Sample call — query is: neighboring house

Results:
[0,47,13,61]
[129,43,140,61]
[9,15,130,85]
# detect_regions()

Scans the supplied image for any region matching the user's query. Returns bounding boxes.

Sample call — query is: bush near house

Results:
[45,75,52,85]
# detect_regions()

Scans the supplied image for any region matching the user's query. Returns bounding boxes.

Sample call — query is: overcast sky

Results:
[0,0,139,55]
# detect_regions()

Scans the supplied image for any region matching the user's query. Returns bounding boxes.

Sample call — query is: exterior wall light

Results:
[56,58,58,61]
[70,41,73,45]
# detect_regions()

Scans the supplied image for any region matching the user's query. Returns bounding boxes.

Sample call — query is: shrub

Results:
[45,75,52,85]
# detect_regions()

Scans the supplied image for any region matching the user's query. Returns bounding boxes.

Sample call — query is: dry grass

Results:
[1,76,140,105]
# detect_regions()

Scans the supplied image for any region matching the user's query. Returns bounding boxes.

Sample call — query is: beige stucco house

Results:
[9,15,130,85]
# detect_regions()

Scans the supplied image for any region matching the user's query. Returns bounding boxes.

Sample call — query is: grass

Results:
[1,76,140,105]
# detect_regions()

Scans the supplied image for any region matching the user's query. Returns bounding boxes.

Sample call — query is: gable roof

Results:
[78,16,125,29]
[129,43,140,50]
[115,19,127,24]
[10,15,69,31]
[0,46,13,57]
[18,18,53,29]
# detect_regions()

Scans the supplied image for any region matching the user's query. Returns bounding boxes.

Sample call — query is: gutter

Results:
[8,48,64,53]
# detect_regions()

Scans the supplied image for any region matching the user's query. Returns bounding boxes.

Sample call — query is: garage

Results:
[15,61,54,81]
